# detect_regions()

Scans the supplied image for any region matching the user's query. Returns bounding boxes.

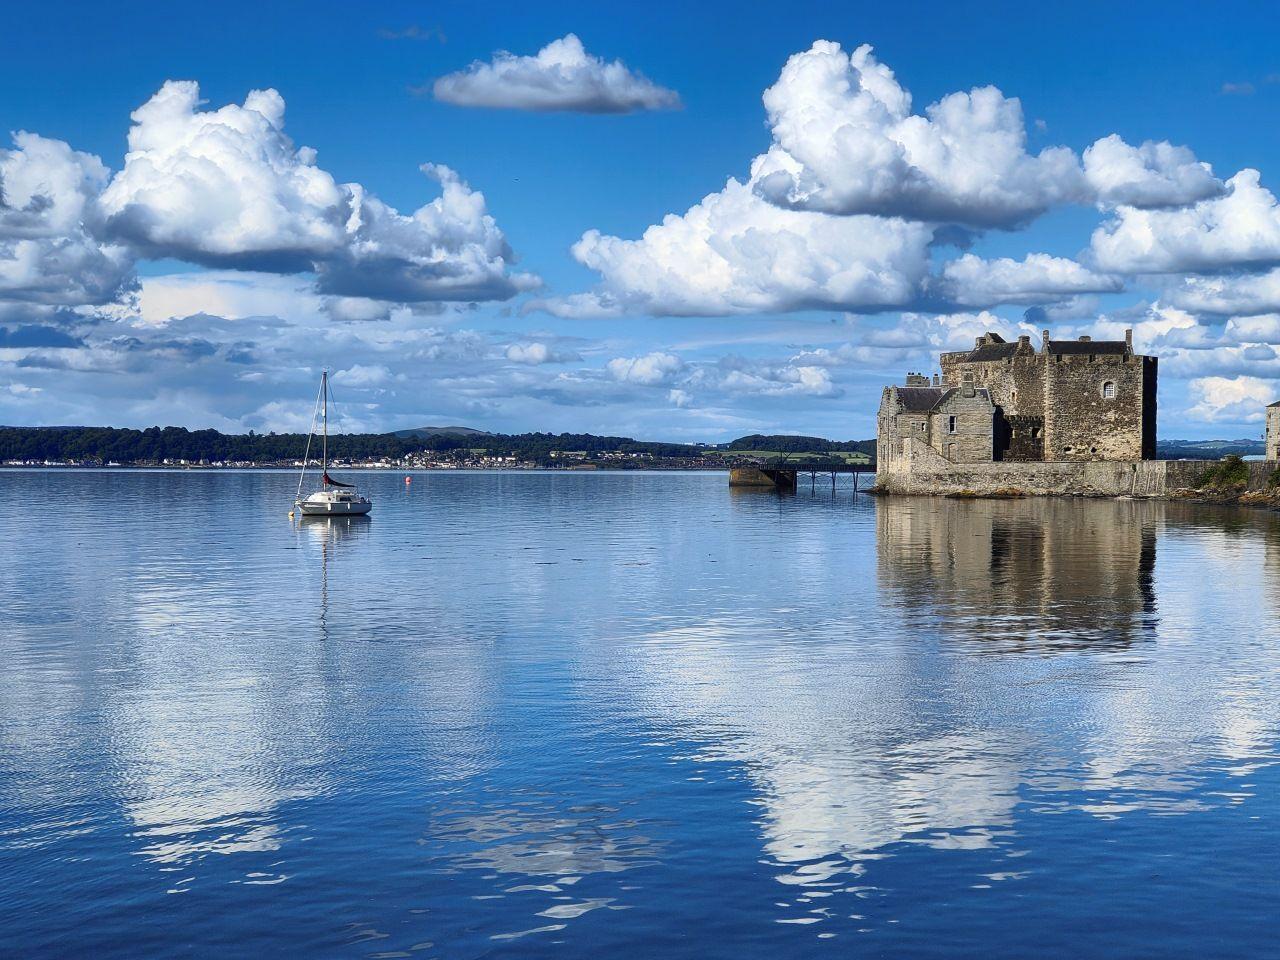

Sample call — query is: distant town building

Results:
[877,328,1157,467]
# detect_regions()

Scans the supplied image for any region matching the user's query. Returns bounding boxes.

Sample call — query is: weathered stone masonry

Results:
[936,328,1156,462]
[877,328,1174,497]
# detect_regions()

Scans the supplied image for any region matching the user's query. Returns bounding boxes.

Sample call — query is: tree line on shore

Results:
[0,425,877,466]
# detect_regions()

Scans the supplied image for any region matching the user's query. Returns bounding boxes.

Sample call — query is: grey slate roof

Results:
[964,342,1021,362]
[895,387,945,411]
[1047,340,1128,355]
[894,386,991,412]
[935,387,992,406]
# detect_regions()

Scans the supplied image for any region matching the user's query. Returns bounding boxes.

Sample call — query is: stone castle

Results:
[873,328,1216,497]
[1268,401,1280,461]
[878,328,1157,470]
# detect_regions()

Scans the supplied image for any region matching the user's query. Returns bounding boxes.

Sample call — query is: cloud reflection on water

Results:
[618,497,1280,922]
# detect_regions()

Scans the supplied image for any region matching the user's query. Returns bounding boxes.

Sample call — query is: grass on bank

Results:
[1197,455,1250,490]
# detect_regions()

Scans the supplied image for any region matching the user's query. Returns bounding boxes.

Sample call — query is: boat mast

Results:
[322,369,328,484]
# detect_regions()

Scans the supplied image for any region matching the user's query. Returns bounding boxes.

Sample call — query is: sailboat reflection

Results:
[297,515,369,641]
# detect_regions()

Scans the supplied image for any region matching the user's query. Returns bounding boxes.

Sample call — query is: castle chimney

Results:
[1042,329,1050,351]
[961,371,975,398]
[1125,328,1133,351]
[932,372,940,386]
[1018,334,1030,348]
[975,335,984,349]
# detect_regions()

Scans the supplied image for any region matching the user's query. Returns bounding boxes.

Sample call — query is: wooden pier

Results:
[728,457,876,492]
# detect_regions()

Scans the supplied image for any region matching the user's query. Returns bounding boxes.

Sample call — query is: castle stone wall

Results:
[941,354,1045,419]
[932,333,1157,464]
[929,390,995,462]
[1044,354,1150,461]
[877,439,1277,498]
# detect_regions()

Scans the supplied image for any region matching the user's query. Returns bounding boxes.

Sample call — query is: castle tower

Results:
[1267,401,1280,461]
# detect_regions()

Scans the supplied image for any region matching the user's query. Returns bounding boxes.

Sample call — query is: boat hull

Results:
[296,499,372,516]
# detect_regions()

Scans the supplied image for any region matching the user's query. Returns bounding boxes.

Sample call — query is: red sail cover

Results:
[322,472,354,487]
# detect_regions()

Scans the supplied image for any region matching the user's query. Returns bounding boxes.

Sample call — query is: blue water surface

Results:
[1,469,1278,957]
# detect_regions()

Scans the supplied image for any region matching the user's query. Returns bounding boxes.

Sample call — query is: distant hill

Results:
[1158,439,1266,460]
[723,434,876,456]
[392,425,492,439]
[0,424,878,467]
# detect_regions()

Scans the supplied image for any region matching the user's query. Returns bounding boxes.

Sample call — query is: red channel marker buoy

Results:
[405,476,412,485]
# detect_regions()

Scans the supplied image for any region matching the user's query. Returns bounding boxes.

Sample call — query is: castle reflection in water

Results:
[876,497,1166,649]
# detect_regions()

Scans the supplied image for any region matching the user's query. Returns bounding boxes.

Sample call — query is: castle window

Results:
[918,421,926,432]
[1102,380,1116,399]
[948,415,957,434]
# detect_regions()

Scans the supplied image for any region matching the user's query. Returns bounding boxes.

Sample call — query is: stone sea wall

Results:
[876,438,1277,499]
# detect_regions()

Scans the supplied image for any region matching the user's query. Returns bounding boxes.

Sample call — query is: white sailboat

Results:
[293,370,373,517]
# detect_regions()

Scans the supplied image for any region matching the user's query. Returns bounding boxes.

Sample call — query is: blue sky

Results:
[4,1,1280,440]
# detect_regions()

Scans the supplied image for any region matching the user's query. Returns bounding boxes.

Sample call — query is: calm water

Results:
[2,470,1280,958]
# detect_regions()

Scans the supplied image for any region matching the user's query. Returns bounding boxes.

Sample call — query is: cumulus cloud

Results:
[751,42,1086,226]
[603,351,845,399]
[505,341,579,364]
[710,360,841,397]
[0,132,134,307]
[1091,170,1280,274]
[432,34,680,114]
[1163,269,1280,316]
[1082,135,1224,209]
[607,351,684,384]
[544,39,1224,320]
[332,363,394,387]
[938,253,1122,307]
[315,163,537,303]
[96,81,530,302]
[557,171,933,317]
[1224,314,1280,345]
[749,42,1222,228]
[99,83,346,269]
[1186,375,1275,422]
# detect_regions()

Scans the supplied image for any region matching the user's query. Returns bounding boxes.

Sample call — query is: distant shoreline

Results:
[0,463,732,472]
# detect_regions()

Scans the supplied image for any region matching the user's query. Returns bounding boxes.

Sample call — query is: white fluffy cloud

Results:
[1185,375,1275,422]
[749,42,1218,228]
[545,39,1225,321]
[99,82,346,268]
[433,34,680,114]
[0,132,134,306]
[939,253,1122,307]
[607,351,684,384]
[96,81,530,302]
[601,350,843,400]
[559,171,933,317]
[1082,135,1223,209]
[332,363,394,387]
[505,341,579,364]
[316,163,536,303]
[752,42,1084,226]
[1163,268,1280,316]
[1091,170,1280,274]
[711,361,840,397]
